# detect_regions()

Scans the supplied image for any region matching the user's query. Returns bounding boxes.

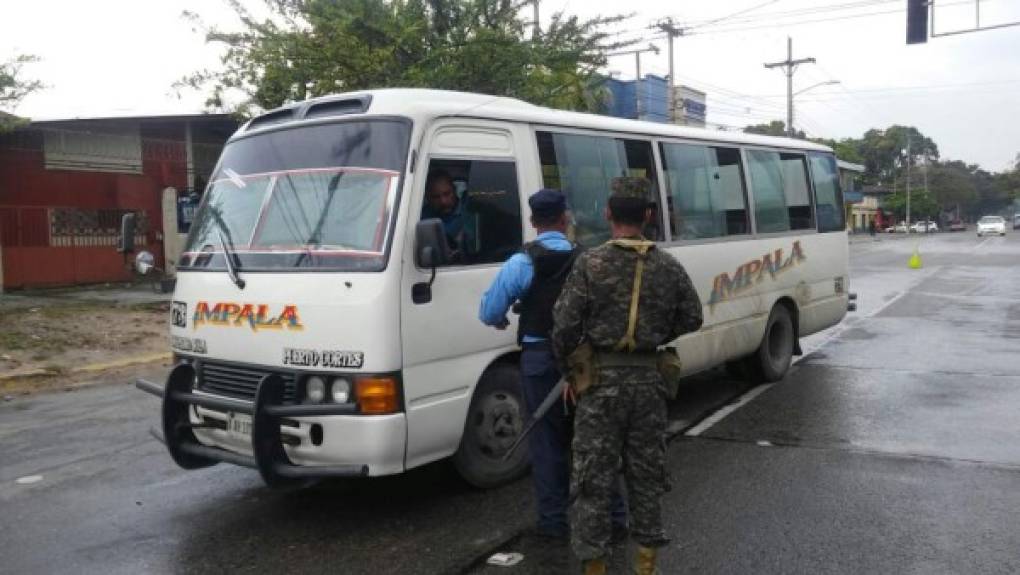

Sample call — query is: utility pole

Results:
[532,0,540,40]
[905,136,912,229]
[654,18,687,123]
[763,37,816,137]
[609,44,660,120]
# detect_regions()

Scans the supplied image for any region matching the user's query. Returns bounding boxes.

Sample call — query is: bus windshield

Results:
[180,119,410,272]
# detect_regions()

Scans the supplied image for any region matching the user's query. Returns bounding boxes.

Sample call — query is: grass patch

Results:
[0,331,28,351]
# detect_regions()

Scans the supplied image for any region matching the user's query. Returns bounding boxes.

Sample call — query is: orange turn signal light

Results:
[355,377,400,414]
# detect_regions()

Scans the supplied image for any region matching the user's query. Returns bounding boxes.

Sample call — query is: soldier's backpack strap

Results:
[607,239,656,353]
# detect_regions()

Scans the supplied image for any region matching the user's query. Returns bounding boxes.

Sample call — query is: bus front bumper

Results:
[136,363,404,486]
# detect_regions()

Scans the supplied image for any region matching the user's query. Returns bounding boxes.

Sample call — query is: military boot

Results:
[633,545,658,575]
[582,557,607,575]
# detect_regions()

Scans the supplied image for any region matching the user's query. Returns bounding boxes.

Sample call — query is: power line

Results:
[687,0,974,35]
[685,0,783,30]
[678,0,899,28]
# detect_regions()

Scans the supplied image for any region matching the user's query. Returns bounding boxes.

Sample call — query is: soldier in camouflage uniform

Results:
[552,177,703,575]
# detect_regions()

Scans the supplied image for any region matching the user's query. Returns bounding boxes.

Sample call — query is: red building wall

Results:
[0,122,188,289]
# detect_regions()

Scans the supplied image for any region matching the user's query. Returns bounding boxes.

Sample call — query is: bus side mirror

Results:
[415,219,451,269]
[413,219,451,305]
[118,213,136,254]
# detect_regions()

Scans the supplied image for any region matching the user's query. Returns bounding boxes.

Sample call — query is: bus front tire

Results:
[452,364,530,488]
[747,304,795,383]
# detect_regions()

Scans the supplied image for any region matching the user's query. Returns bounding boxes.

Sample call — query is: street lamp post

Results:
[790,80,839,136]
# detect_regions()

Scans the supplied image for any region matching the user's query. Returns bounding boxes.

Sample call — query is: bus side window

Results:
[747,150,815,233]
[536,131,663,247]
[422,159,522,265]
[808,154,846,233]
[660,142,749,240]
[780,153,815,230]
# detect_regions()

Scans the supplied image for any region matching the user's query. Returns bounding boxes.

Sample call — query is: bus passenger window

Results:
[536,131,663,247]
[747,150,815,233]
[422,160,522,265]
[808,154,846,232]
[660,143,749,240]
[780,153,814,230]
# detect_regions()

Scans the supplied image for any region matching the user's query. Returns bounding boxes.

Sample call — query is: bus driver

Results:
[422,169,474,256]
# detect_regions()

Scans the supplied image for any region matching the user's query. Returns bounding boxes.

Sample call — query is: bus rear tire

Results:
[747,304,795,383]
[452,363,530,488]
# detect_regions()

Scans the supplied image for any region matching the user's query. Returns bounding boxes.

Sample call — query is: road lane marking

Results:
[685,383,774,437]
[15,475,43,485]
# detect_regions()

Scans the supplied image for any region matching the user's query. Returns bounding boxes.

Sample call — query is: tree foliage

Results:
[179,0,629,115]
[0,54,43,131]
[743,120,804,139]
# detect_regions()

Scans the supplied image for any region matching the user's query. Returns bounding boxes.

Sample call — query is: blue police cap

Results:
[528,189,567,218]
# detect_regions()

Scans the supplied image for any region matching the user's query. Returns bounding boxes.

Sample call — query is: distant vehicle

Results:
[948,220,966,232]
[886,222,909,233]
[1013,214,1020,230]
[911,221,938,233]
[976,216,1006,237]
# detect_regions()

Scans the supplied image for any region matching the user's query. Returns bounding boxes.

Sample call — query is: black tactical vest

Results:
[518,241,579,344]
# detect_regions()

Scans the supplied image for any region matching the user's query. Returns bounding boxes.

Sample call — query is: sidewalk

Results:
[0,282,171,311]
[1,283,171,395]
[848,232,909,244]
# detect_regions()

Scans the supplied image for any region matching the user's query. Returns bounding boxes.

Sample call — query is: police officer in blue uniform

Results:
[480,189,626,541]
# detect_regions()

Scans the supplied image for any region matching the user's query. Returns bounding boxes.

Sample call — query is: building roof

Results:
[238,88,834,153]
[28,112,237,127]
[837,159,865,172]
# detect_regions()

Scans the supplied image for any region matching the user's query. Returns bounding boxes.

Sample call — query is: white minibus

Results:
[136,89,849,487]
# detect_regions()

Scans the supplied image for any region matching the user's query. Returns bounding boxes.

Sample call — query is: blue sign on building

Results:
[177,193,199,234]
[681,98,706,121]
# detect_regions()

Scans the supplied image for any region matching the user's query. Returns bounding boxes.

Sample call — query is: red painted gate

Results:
[0,205,154,289]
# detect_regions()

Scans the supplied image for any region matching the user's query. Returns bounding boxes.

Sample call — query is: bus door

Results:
[400,121,532,469]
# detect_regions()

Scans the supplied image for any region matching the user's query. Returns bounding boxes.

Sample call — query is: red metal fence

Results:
[0,205,154,288]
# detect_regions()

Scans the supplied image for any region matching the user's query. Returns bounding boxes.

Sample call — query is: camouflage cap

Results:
[610,176,652,201]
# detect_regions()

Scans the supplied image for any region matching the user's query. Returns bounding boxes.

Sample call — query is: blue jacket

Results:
[479,231,572,342]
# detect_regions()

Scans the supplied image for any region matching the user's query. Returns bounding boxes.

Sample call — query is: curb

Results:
[0,352,172,382]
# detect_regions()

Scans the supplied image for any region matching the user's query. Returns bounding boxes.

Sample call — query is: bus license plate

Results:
[229,413,252,440]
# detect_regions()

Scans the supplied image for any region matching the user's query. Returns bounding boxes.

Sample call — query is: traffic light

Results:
[907,0,929,44]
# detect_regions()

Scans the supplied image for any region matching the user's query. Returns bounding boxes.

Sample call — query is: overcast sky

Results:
[2,0,1018,171]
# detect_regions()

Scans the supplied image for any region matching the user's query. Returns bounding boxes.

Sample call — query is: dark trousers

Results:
[520,343,626,537]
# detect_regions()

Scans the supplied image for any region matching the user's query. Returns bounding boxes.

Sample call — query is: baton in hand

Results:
[502,378,568,462]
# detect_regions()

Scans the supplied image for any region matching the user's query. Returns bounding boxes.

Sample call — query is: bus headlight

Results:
[305,376,326,404]
[331,378,351,403]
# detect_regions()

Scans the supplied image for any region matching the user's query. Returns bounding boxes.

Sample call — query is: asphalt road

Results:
[3,230,1020,574]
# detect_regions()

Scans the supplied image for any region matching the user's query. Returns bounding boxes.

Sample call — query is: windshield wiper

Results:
[296,172,343,267]
[216,228,246,290]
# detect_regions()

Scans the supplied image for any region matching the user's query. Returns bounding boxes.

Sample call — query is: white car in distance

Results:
[976,216,1006,237]
[911,221,938,233]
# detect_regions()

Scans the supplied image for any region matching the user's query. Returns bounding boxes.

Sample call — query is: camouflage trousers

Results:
[570,369,670,560]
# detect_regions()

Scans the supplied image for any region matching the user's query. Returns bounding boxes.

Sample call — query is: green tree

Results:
[811,136,863,164]
[179,0,628,115]
[743,120,804,139]
[924,160,976,212]
[0,54,43,131]
[883,190,939,221]
[857,125,938,185]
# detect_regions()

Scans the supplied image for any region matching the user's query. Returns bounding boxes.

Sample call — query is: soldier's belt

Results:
[595,350,659,368]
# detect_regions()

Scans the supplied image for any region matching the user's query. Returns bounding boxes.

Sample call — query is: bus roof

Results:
[235,88,833,154]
